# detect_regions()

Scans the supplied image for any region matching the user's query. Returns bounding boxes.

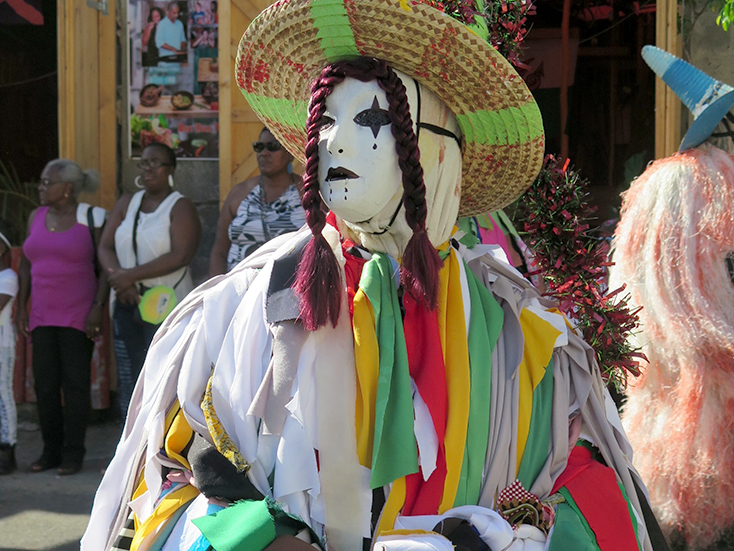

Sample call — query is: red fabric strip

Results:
[342,246,367,320]
[402,292,448,515]
[554,446,638,551]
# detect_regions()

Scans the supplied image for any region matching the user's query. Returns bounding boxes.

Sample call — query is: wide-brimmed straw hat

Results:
[642,45,734,151]
[236,0,545,216]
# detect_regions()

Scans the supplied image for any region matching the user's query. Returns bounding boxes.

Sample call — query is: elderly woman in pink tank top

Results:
[16,159,109,476]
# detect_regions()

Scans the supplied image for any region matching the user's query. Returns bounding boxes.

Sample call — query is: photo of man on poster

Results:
[128,0,219,159]
[156,1,187,64]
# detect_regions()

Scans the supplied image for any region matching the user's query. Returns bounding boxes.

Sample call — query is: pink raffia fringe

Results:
[610,144,734,549]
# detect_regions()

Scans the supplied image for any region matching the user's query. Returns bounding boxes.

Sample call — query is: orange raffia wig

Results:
[610,144,734,549]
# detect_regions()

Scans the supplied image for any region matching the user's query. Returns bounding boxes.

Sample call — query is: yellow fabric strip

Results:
[515,309,562,473]
[436,268,451,358]
[132,400,193,533]
[377,477,407,535]
[131,476,148,531]
[353,288,380,467]
[381,530,435,537]
[129,484,199,551]
[439,250,472,513]
[202,373,250,473]
[164,403,193,471]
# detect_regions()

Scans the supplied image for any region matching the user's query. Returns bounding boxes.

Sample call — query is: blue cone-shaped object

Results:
[642,45,734,151]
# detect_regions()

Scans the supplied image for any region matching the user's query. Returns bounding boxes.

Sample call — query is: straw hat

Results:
[236,0,545,216]
[642,45,734,151]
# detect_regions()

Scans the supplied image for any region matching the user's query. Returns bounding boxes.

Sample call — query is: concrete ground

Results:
[0,403,122,551]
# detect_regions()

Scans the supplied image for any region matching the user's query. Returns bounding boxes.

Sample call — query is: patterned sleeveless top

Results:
[226,183,306,271]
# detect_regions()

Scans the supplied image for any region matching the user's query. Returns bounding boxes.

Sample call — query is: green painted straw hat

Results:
[236,0,545,216]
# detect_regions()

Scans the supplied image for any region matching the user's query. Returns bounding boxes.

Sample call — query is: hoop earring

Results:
[134,176,144,189]
[168,175,174,189]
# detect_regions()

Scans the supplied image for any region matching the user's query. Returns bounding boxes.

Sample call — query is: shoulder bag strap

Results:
[87,205,100,278]
[131,200,143,266]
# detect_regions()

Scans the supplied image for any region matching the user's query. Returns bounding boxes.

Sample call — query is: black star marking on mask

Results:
[354,96,391,139]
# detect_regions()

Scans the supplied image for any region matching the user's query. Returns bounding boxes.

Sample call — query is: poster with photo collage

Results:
[128,0,219,159]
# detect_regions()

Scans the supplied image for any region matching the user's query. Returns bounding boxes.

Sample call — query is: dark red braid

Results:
[294,57,442,330]
[371,61,442,310]
[294,67,346,330]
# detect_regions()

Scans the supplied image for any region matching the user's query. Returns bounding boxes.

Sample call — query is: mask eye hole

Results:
[354,96,391,139]
[727,252,734,284]
[353,109,391,128]
[319,115,335,131]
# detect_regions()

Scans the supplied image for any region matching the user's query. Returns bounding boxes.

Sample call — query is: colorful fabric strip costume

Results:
[83,1,656,550]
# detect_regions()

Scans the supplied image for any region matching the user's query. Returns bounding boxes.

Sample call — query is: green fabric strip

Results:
[454,265,504,506]
[241,94,308,131]
[548,489,602,551]
[618,482,643,551]
[194,499,276,551]
[475,212,494,231]
[456,217,481,248]
[361,253,419,489]
[493,209,520,240]
[310,0,359,61]
[456,102,544,145]
[517,359,554,488]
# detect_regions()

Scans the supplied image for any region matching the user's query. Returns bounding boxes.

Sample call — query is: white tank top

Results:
[114,190,193,301]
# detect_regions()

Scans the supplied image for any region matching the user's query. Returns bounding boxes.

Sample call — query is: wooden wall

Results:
[57,0,117,209]
[219,0,277,205]
[654,0,681,159]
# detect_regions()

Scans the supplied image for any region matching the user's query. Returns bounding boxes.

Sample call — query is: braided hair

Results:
[294,57,443,330]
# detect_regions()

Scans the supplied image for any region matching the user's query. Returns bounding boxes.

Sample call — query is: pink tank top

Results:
[23,206,97,332]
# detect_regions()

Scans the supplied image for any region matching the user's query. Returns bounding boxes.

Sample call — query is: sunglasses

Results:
[252,141,282,153]
[137,159,172,170]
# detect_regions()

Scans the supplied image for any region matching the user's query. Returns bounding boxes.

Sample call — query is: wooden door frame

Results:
[219,0,233,206]
[654,0,681,159]
[57,0,118,209]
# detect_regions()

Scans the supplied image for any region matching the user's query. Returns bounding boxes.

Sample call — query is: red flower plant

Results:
[515,155,646,390]
[418,0,535,69]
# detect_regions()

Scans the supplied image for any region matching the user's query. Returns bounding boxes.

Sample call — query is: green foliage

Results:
[715,0,734,31]
[0,161,39,246]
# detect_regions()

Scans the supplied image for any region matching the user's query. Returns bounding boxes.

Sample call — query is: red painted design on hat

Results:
[418,27,462,86]
[264,118,305,148]
[484,153,505,172]
[237,42,270,92]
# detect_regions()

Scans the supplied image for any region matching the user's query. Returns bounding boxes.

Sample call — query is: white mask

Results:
[317,77,404,224]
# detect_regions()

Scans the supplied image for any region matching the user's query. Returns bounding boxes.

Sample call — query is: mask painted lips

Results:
[326,166,359,181]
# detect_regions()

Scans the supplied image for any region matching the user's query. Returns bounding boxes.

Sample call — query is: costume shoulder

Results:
[82,227,310,550]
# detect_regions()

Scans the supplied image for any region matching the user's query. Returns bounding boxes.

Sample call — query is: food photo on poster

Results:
[128,0,219,159]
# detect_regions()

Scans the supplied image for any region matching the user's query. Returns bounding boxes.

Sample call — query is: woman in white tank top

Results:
[98,144,201,419]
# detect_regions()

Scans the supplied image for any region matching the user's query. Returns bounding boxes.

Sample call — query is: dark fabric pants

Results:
[113,301,158,420]
[31,326,94,463]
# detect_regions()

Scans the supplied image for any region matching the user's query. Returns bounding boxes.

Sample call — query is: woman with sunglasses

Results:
[98,143,201,419]
[208,128,304,276]
[16,159,108,475]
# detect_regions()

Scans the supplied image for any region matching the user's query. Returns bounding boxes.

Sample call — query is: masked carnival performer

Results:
[84,2,657,550]
[610,46,734,550]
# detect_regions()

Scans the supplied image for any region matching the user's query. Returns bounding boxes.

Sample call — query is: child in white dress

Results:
[0,226,18,474]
